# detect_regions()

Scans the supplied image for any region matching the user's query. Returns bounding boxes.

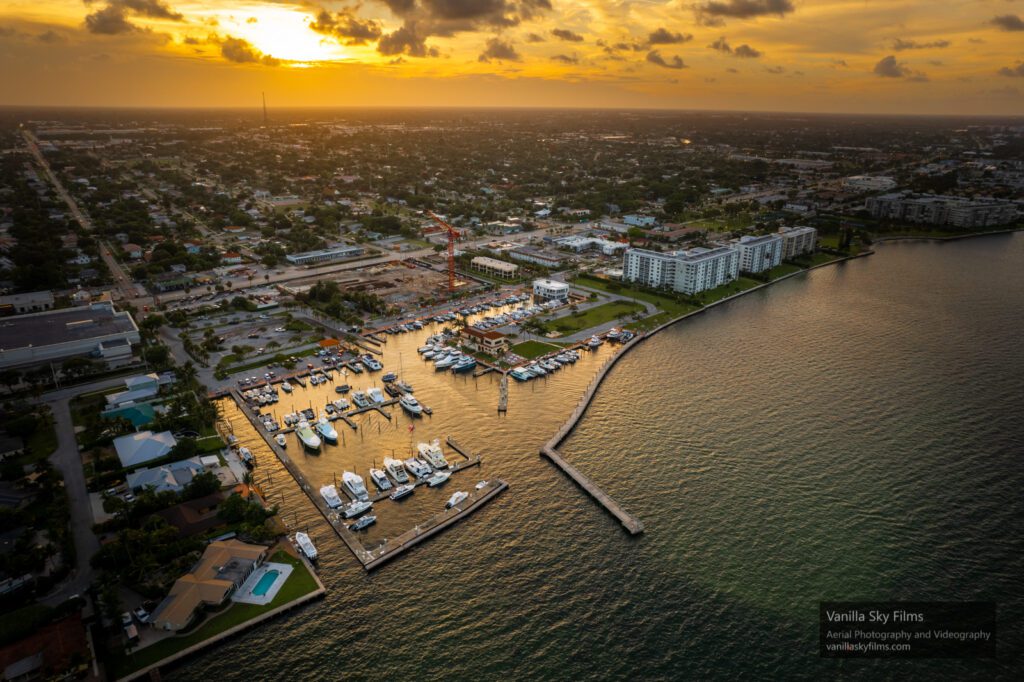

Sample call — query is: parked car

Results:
[120,612,133,627]
[133,606,150,623]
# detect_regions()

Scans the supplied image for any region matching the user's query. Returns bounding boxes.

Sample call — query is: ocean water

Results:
[178,234,1024,681]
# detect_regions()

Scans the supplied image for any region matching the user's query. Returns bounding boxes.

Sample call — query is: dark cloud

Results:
[764,65,784,74]
[726,66,738,73]
[525,32,544,42]
[997,62,1024,77]
[182,35,200,45]
[220,36,280,66]
[967,37,985,44]
[709,36,731,52]
[478,37,520,62]
[85,6,137,35]
[116,0,182,20]
[892,38,950,51]
[991,14,1024,31]
[648,28,692,45]
[831,59,848,67]
[733,43,761,58]
[873,55,927,81]
[646,49,686,69]
[552,28,583,42]
[699,0,794,21]
[551,53,578,64]
[309,9,382,45]
[36,30,66,43]
[377,22,439,57]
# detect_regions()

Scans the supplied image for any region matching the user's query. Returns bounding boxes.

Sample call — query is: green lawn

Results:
[574,275,699,318]
[692,277,762,305]
[765,263,804,280]
[547,300,644,335]
[196,435,226,453]
[510,340,561,359]
[113,551,319,676]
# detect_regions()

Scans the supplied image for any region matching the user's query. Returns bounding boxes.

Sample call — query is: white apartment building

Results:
[778,226,817,259]
[622,246,740,295]
[865,193,1017,228]
[732,234,783,274]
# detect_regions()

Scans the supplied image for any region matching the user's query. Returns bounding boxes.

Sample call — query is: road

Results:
[38,377,127,606]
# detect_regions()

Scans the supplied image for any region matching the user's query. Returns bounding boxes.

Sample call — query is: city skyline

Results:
[2,1,1024,114]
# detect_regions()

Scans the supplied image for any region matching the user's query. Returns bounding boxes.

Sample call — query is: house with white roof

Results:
[113,431,177,468]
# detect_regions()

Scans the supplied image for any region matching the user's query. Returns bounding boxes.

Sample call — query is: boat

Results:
[333,398,350,412]
[316,417,338,443]
[396,380,413,393]
[446,491,468,509]
[367,387,385,404]
[510,367,532,382]
[382,372,397,383]
[280,381,293,393]
[389,484,415,501]
[295,421,322,451]
[399,394,423,416]
[383,457,409,483]
[369,468,392,490]
[384,383,402,398]
[434,354,460,370]
[451,357,477,373]
[342,471,369,501]
[342,499,372,518]
[427,470,451,487]
[238,447,253,466]
[335,384,351,394]
[403,457,432,479]
[352,391,371,409]
[417,345,434,354]
[275,433,287,448]
[417,440,449,469]
[294,532,317,561]
[347,362,363,374]
[587,335,602,348]
[319,484,344,508]
[360,355,383,371]
[475,480,488,490]
[349,514,376,531]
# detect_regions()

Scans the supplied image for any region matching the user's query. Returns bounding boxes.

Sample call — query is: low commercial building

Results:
[532,278,570,302]
[113,430,177,468]
[150,540,267,631]
[508,247,562,268]
[285,245,364,266]
[865,192,1017,228]
[470,256,519,279]
[554,236,628,255]
[622,246,740,295]
[462,327,509,355]
[0,302,140,370]
[778,226,817,258]
[731,234,784,273]
[0,291,54,316]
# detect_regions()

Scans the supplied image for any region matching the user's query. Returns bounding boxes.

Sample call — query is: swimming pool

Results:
[251,569,280,597]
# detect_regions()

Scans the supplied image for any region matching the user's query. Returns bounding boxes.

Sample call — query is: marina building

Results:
[731,234,783,273]
[777,226,817,258]
[865,192,1017,228]
[471,256,519,279]
[285,245,364,266]
[622,246,740,295]
[0,301,140,370]
[462,327,509,355]
[532,279,570,302]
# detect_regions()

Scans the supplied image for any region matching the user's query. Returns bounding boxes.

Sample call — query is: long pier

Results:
[540,446,643,534]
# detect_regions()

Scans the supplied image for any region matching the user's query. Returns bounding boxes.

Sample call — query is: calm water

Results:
[179,235,1023,680]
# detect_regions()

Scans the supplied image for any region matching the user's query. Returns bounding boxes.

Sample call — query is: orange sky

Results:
[1,0,1023,114]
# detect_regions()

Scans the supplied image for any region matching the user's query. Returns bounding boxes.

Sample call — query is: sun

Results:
[201,4,349,63]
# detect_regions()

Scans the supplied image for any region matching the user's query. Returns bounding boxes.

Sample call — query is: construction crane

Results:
[427,211,460,296]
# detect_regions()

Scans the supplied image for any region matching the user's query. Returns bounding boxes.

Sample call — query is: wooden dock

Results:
[540,446,643,534]
[497,374,508,413]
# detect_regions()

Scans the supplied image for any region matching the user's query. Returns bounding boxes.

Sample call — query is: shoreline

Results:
[868,226,1023,245]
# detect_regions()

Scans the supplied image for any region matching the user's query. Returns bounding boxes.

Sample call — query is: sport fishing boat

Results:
[446,491,468,509]
[316,417,338,443]
[369,467,392,490]
[333,398,350,412]
[349,514,376,531]
[294,532,317,561]
[367,387,385,404]
[399,394,423,416]
[587,335,602,348]
[295,421,322,451]
[451,357,477,373]
[280,381,293,393]
[417,440,449,469]
[342,499,372,518]
[427,470,451,487]
[352,391,371,409]
[389,484,415,501]
[396,380,413,393]
[382,372,397,383]
[342,471,369,501]
[384,457,409,483]
[319,484,343,509]
[403,457,432,479]
[335,384,351,394]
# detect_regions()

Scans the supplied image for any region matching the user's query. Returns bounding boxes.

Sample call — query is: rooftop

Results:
[0,302,138,353]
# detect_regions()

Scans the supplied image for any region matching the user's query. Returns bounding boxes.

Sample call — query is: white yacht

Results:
[403,457,433,479]
[427,470,451,487]
[342,499,372,518]
[332,398,349,412]
[369,468,392,491]
[294,532,317,561]
[316,417,338,443]
[296,421,322,451]
[367,387,385,404]
[384,457,410,483]
[399,394,423,416]
[280,381,293,393]
[389,484,415,501]
[352,391,371,409]
[320,484,343,509]
[342,471,369,501]
[587,335,602,348]
[434,353,461,370]
[475,480,488,490]
[238,447,253,466]
[446,491,468,509]
[349,514,376,531]
[275,433,287,448]
[417,440,449,469]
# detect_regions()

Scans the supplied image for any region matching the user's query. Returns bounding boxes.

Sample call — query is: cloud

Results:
[309,9,382,45]
[84,0,183,35]
[525,32,544,42]
[967,37,985,44]
[552,28,583,42]
[219,36,280,66]
[892,38,950,51]
[478,37,520,62]
[708,36,761,57]
[764,65,784,74]
[378,22,439,57]
[648,28,692,45]
[873,55,927,81]
[990,14,1024,32]
[698,0,794,21]
[551,53,578,64]
[709,36,731,52]
[997,62,1024,77]
[646,49,686,69]
[36,30,66,43]
[830,59,848,68]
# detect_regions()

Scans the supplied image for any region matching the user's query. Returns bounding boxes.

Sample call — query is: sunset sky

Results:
[1,1,1023,114]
